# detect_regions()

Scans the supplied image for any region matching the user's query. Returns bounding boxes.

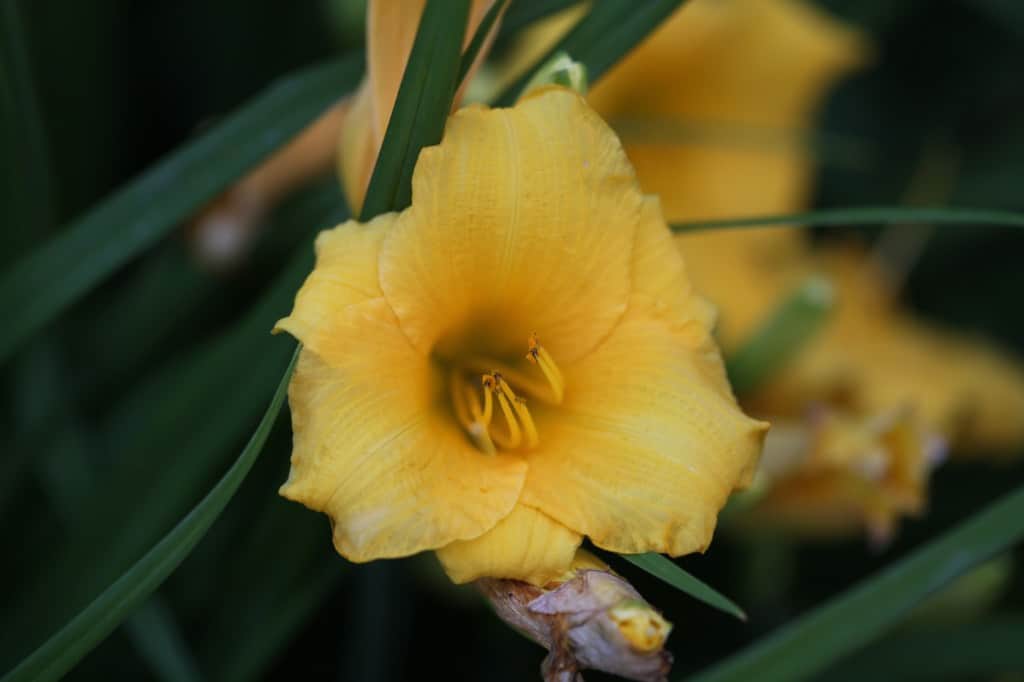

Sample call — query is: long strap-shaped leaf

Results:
[456,0,508,87]
[619,553,747,621]
[494,0,686,106]
[0,56,362,365]
[686,484,1024,682]
[0,0,54,239]
[726,277,834,395]
[821,616,1024,682]
[497,0,579,41]
[671,205,1024,232]
[0,348,298,682]
[359,0,471,219]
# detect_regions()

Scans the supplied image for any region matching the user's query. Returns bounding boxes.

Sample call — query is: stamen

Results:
[495,375,539,449]
[464,382,493,428]
[479,375,495,425]
[451,369,496,455]
[491,374,523,449]
[468,421,497,455]
[526,333,565,403]
[450,335,560,453]
[513,397,539,449]
[465,357,555,404]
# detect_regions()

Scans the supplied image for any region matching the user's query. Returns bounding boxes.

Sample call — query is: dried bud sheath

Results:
[477,555,673,682]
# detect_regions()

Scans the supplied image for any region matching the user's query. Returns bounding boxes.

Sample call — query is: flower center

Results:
[448,333,564,454]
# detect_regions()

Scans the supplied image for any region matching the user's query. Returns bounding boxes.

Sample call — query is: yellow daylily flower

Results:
[275,87,767,585]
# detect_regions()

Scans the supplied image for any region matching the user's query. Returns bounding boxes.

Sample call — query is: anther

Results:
[525,333,565,403]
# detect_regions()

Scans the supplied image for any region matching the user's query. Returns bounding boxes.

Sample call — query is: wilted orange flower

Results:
[274,87,766,585]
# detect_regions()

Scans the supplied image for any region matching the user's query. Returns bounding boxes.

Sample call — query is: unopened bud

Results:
[477,552,672,682]
[520,52,589,99]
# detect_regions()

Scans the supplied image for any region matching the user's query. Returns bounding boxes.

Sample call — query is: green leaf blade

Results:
[0,348,299,682]
[0,56,362,365]
[0,0,55,243]
[495,0,686,106]
[822,616,1024,682]
[360,0,471,219]
[726,276,834,395]
[687,484,1024,682]
[457,0,508,88]
[619,553,747,621]
[670,205,1024,233]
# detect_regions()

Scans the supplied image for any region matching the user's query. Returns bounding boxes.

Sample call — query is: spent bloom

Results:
[274,86,767,585]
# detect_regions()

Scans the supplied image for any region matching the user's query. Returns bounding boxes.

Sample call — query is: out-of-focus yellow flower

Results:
[589,0,867,225]
[274,87,767,585]
[746,247,1024,457]
[580,0,1024,539]
[689,241,1024,539]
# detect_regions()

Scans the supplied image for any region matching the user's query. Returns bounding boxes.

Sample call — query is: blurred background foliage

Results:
[2,0,1024,680]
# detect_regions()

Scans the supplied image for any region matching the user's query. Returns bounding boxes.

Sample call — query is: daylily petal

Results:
[274,215,392,361]
[281,346,527,562]
[275,220,527,562]
[520,199,769,556]
[436,504,582,585]
[378,88,644,362]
